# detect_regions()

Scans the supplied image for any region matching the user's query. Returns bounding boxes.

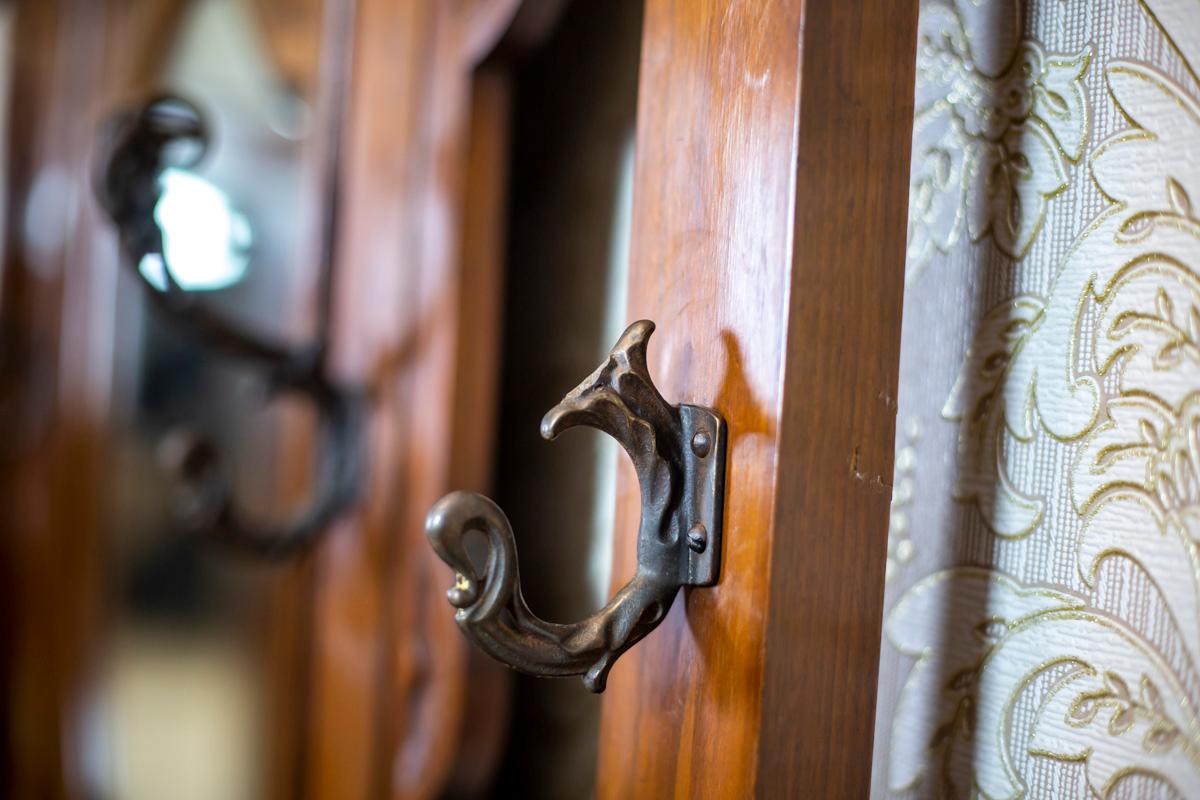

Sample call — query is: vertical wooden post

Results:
[597,2,919,796]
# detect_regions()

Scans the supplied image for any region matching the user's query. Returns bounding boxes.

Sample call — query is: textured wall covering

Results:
[872,0,1200,797]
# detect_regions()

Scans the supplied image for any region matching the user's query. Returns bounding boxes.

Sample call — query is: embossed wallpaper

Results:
[871,0,1200,797]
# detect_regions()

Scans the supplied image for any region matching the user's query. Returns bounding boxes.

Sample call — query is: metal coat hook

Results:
[426,320,726,692]
[96,95,362,559]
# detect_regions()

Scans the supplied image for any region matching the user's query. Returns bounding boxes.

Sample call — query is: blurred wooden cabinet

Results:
[0,0,511,796]
[0,0,919,797]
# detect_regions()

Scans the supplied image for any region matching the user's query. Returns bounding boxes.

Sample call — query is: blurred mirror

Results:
[88,2,331,797]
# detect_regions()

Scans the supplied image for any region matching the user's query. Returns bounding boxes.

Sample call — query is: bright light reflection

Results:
[141,167,252,292]
[137,253,169,292]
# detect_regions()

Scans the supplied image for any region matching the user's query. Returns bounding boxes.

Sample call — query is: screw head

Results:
[691,429,712,458]
[686,523,708,553]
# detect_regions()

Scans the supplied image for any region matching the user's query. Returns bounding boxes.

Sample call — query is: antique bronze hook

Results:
[426,320,726,692]
[96,95,362,559]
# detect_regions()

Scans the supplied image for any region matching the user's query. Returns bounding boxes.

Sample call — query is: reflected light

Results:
[139,168,251,292]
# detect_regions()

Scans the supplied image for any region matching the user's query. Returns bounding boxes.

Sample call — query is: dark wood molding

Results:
[758,1,919,795]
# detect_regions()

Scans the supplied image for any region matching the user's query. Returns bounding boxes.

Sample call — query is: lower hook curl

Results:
[425,320,726,692]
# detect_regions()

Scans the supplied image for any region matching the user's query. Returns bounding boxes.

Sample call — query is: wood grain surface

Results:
[758,3,920,795]
[306,1,524,796]
[0,4,143,794]
[306,0,441,796]
[596,1,918,797]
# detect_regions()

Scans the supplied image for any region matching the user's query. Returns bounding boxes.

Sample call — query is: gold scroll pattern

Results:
[905,0,1090,284]
[885,0,1200,796]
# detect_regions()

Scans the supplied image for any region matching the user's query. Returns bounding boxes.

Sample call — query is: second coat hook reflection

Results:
[426,320,727,692]
[97,95,363,558]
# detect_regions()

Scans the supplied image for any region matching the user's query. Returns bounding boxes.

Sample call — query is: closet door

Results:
[594,2,918,796]
[405,0,920,796]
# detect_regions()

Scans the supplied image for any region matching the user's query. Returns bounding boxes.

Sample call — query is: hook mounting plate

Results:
[679,404,725,587]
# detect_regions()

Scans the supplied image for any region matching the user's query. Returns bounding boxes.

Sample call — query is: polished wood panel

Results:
[306,1,524,796]
[1,4,124,794]
[305,0,435,796]
[263,1,356,796]
[596,1,802,794]
[596,1,918,797]
[758,3,919,794]
[441,65,513,799]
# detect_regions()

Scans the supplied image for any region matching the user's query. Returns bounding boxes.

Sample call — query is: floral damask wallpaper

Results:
[872,0,1200,797]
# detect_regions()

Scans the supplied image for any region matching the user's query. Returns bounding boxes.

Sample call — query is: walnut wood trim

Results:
[757,2,919,795]
[596,1,918,796]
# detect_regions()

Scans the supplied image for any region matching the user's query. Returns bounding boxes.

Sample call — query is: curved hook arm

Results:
[96,94,362,558]
[426,321,726,692]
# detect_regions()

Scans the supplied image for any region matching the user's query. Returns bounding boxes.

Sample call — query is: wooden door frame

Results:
[596,1,919,796]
